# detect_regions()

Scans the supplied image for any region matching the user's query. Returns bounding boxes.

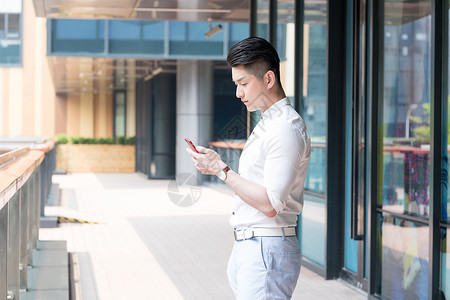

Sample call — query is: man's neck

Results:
[261,91,287,113]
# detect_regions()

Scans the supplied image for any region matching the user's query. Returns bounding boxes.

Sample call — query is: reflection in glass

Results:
[442,8,450,299]
[300,0,327,268]
[379,215,429,299]
[256,0,269,39]
[109,21,164,54]
[7,14,19,38]
[441,228,450,298]
[0,14,4,38]
[0,13,21,65]
[276,0,295,102]
[381,0,431,218]
[445,9,450,223]
[229,23,250,48]
[114,92,126,138]
[52,19,105,53]
[169,21,224,56]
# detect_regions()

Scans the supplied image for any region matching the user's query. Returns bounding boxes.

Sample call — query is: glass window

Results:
[52,19,105,53]
[0,14,5,38]
[0,13,21,65]
[114,91,126,138]
[169,21,223,56]
[276,0,294,100]
[442,228,450,298]
[300,0,327,267]
[7,14,19,38]
[378,215,429,299]
[441,6,450,298]
[381,1,431,219]
[109,20,164,54]
[142,21,165,40]
[229,22,250,48]
[110,20,140,40]
[256,0,269,39]
[445,8,450,224]
[378,1,432,297]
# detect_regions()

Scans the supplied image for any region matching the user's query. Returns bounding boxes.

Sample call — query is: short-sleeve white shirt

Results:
[230,98,311,229]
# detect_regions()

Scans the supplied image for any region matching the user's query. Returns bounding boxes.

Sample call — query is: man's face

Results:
[231,65,270,112]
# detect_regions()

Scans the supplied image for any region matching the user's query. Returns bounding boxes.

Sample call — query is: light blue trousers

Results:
[227,236,301,300]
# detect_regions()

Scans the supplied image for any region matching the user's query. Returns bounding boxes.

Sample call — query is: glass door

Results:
[343,0,369,289]
[374,1,432,299]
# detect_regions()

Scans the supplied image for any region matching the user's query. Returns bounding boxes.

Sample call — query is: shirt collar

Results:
[260,97,291,120]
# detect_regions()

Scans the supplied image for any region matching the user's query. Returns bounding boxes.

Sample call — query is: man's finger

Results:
[186,147,201,158]
[196,145,210,153]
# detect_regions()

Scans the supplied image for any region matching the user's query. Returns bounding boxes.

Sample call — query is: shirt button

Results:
[232,212,235,215]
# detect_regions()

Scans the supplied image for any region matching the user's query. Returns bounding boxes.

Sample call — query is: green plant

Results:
[70,137,81,144]
[61,135,135,145]
[116,136,126,145]
[409,103,430,144]
[105,137,115,144]
[55,134,69,144]
[126,136,135,145]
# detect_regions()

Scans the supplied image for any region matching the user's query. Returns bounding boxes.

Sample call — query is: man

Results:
[186,37,311,300]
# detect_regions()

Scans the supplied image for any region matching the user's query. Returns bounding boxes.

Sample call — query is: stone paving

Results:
[39,173,367,300]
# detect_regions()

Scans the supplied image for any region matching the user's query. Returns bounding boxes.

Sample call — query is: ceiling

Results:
[33,0,250,95]
[33,0,250,22]
[49,57,181,95]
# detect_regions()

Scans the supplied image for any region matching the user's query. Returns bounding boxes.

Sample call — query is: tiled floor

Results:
[39,173,367,300]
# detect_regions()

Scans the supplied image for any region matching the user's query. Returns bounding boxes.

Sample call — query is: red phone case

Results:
[185,138,199,153]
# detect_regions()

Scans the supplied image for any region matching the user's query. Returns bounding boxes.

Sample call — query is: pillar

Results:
[176,60,214,183]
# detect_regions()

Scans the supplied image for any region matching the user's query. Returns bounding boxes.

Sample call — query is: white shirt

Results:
[230,98,311,229]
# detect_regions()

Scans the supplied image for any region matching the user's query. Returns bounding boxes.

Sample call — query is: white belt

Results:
[233,227,296,241]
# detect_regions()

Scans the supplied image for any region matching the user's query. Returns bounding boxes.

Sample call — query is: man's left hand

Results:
[186,146,227,175]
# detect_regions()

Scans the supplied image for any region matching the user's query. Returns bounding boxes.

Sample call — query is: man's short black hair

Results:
[227,37,282,87]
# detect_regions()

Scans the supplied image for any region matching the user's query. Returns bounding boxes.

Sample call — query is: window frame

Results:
[0,12,22,67]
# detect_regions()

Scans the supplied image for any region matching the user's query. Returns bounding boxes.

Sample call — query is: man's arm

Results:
[186,146,277,218]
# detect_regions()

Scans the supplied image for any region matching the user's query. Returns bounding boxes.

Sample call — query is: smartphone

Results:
[185,138,199,153]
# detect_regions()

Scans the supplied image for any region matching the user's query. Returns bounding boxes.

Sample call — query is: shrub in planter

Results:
[55,134,69,144]
[57,135,135,145]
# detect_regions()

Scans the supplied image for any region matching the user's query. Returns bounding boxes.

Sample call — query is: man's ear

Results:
[265,70,276,89]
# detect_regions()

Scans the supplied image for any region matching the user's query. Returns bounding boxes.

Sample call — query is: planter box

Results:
[56,144,135,173]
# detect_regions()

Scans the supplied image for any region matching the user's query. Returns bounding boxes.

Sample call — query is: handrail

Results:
[0,149,45,211]
[0,139,56,299]
[0,141,56,211]
[209,141,245,149]
[0,147,29,167]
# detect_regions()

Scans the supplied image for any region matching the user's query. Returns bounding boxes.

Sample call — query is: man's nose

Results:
[236,87,243,98]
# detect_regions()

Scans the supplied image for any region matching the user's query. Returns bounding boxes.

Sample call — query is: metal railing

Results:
[0,140,56,300]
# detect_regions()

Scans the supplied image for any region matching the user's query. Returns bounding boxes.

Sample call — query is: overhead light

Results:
[134,8,231,14]
[205,24,222,38]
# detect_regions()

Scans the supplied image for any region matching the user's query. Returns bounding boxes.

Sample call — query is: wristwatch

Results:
[217,166,231,181]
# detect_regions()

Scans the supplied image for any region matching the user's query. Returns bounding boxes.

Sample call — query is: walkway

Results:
[39,173,367,300]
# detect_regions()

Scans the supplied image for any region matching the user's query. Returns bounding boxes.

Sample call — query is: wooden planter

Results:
[56,144,135,173]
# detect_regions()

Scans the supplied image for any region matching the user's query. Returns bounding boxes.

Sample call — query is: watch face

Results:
[218,170,226,181]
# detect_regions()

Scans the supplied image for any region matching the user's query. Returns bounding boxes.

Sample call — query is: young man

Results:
[186,37,311,300]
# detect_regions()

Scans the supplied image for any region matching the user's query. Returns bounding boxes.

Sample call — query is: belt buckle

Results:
[234,229,254,241]
[234,230,245,241]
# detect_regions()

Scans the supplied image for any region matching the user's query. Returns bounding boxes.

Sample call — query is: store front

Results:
[251,0,449,299]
